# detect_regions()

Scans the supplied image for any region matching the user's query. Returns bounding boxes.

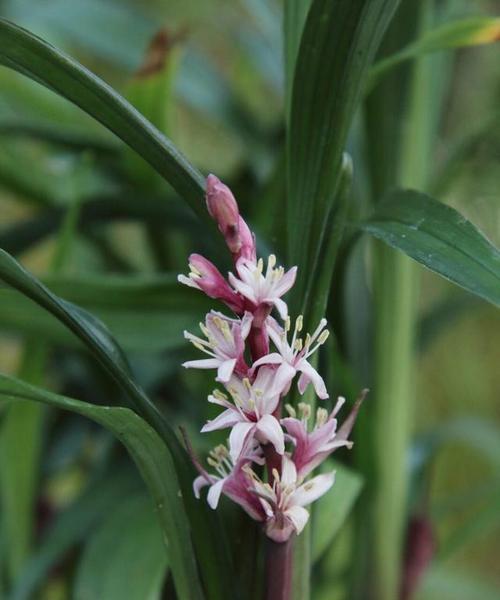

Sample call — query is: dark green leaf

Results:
[8,468,140,600]
[0,18,208,220]
[287,0,400,313]
[0,374,203,600]
[75,494,168,600]
[362,190,500,306]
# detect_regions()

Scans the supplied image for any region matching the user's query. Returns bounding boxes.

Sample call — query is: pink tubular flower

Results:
[183,311,252,382]
[228,255,297,319]
[193,442,266,521]
[177,253,245,314]
[201,367,285,461]
[253,316,330,399]
[282,392,366,479]
[248,454,335,543]
[206,174,256,262]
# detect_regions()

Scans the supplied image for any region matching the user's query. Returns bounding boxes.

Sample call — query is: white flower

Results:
[248,454,335,542]
[201,367,285,461]
[253,315,330,399]
[228,255,297,319]
[183,311,252,382]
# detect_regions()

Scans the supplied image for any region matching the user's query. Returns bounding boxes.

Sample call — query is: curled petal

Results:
[193,475,210,499]
[256,415,285,455]
[207,478,226,509]
[298,360,329,399]
[229,422,255,462]
[285,505,310,536]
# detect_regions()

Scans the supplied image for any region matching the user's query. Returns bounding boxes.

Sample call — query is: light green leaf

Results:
[362,189,500,307]
[0,374,203,600]
[368,16,500,91]
[419,566,500,600]
[75,494,168,600]
[0,18,207,220]
[312,461,364,563]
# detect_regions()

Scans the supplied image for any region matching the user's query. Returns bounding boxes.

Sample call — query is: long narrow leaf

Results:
[287,0,400,313]
[0,19,207,220]
[362,190,500,307]
[0,375,203,600]
[368,16,500,91]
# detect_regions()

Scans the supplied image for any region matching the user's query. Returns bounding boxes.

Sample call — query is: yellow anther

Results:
[298,402,311,420]
[189,263,202,276]
[192,341,206,352]
[207,457,218,467]
[296,315,303,332]
[243,378,252,391]
[318,330,330,345]
[272,468,280,482]
[316,408,328,427]
[285,316,291,332]
[257,258,264,273]
[213,389,228,401]
[294,338,303,352]
[304,333,312,348]
[268,254,276,269]
[285,404,296,418]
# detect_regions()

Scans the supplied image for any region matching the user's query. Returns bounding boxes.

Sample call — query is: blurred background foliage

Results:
[0,0,498,599]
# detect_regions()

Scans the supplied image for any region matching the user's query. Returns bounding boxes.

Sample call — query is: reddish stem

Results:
[264,537,293,600]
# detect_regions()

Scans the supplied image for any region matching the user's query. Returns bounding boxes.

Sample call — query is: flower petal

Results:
[285,505,310,535]
[182,358,221,370]
[252,352,284,369]
[216,358,237,382]
[256,415,285,455]
[272,362,297,397]
[291,471,335,507]
[207,478,226,509]
[201,408,240,433]
[229,422,255,461]
[280,454,298,487]
[298,360,329,399]
[272,297,289,320]
[193,475,209,499]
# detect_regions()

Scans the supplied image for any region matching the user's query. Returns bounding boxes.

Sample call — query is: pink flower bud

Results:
[187,254,245,313]
[206,174,241,253]
[205,175,257,262]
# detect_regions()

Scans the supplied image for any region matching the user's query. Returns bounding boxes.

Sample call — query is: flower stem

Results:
[264,537,293,600]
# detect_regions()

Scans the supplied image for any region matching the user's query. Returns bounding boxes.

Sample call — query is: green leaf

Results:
[286,0,401,314]
[8,468,140,600]
[312,461,364,563]
[0,253,237,600]
[362,189,500,307]
[420,566,500,600]
[75,494,168,600]
[368,16,500,91]
[284,0,311,117]
[0,18,207,220]
[0,374,203,600]
[0,273,211,352]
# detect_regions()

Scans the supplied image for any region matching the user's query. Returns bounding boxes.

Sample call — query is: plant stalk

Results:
[265,538,294,600]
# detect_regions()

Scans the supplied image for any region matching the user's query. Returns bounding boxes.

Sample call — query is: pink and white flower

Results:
[201,367,285,460]
[253,316,330,399]
[282,393,365,479]
[248,454,335,543]
[183,311,252,382]
[193,442,266,521]
[178,253,244,314]
[228,255,297,320]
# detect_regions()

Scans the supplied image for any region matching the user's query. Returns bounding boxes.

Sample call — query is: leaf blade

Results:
[362,190,500,306]
[0,374,203,600]
[0,18,207,219]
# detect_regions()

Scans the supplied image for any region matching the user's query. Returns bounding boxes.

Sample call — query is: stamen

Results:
[268,254,276,270]
[189,263,202,276]
[318,330,329,345]
[285,316,291,332]
[272,468,280,483]
[298,402,311,421]
[284,404,296,418]
[296,315,303,333]
[213,389,228,401]
[315,408,328,428]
